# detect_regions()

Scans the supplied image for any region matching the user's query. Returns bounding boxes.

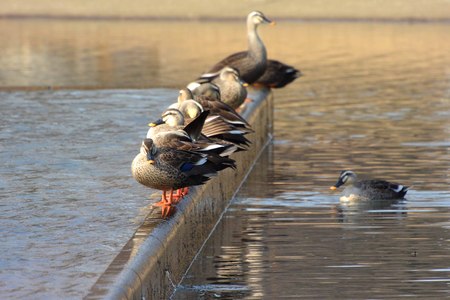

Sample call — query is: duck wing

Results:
[207,51,248,74]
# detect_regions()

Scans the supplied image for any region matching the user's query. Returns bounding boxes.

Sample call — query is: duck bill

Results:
[330,178,344,190]
[148,118,164,127]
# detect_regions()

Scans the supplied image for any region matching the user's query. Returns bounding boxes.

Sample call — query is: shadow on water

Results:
[0,19,449,299]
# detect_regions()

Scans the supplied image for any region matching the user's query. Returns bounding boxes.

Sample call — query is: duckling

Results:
[254,59,302,88]
[203,11,275,84]
[131,138,235,218]
[330,170,409,201]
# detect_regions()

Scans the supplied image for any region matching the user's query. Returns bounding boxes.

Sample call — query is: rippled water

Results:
[0,89,175,299]
[172,23,450,299]
[0,19,449,299]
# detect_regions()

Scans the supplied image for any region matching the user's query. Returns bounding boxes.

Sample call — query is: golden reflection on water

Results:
[1,18,449,299]
[167,21,448,300]
[1,19,449,89]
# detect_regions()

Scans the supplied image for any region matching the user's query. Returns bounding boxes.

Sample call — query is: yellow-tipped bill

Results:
[270,21,276,26]
[148,122,157,127]
[147,159,155,164]
[329,186,337,190]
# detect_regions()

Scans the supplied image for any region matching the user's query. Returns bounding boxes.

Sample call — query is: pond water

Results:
[0,19,449,299]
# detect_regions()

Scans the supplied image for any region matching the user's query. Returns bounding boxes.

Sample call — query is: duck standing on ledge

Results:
[203,11,274,85]
[190,67,248,109]
[132,111,236,218]
[176,88,253,150]
[330,170,409,201]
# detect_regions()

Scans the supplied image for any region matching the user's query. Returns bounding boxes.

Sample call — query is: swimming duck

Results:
[203,11,274,84]
[131,138,235,218]
[330,170,409,201]
[254,59,302,88]
[191,67,248,109]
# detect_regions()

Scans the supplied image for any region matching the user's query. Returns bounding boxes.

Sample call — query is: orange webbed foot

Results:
[171,187,189,204]
[161,203,175,218]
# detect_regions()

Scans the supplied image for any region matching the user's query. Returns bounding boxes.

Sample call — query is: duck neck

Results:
[247,21,266,60]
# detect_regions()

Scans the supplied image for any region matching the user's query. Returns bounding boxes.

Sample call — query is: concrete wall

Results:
[85,87,273,299]
[1,0,449,21]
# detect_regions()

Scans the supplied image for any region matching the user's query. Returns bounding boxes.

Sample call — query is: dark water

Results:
[0,19,449,299]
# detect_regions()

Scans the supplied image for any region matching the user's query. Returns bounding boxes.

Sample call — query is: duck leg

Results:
[161,189,175,218]
[153,190,169,207]
[171,187,189,204]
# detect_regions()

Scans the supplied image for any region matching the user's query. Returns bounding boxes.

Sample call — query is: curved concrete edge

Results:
[85,87,274,300]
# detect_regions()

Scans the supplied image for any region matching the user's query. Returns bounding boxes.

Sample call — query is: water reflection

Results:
[172,21,450,299]
[0,89,172,299]
[0,18,449,299]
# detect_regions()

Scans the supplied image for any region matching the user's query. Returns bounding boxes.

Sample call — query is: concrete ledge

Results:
[85,87,273,300]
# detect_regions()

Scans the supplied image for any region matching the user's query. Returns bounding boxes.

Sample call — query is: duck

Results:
[254,59,302,88]
[131,138,236,218]
[203,11,274,85]
[147,109,238,157]
[187,81,222,101]
[190,67,248,109]
[176,88,253,149]
[330,170,409,201]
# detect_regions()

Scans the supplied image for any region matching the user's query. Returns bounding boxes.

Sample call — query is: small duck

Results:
[204,11,275,84]
[330,170,409,201]
[191,67,248,109]
[131,138,235,218]
[254,59,302,88]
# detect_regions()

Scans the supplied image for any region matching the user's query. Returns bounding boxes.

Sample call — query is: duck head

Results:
[330,170,357,190]
[248,11,275,27]
[178,88,194,103]
[178,99,203,119]
[149,108,185,128]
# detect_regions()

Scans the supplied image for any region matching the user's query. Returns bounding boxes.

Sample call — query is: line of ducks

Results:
[131,11,301,218]
[131,11,410,218]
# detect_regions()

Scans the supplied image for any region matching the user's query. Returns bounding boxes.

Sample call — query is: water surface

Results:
[172,21,450,299]
[0,19,449,299]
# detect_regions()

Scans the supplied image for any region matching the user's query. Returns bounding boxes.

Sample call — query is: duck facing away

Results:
[255,59,302,88]
[191,67,248,109]
[132,138,236,218]
[204,11,274,84]
[330,170,409,201]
